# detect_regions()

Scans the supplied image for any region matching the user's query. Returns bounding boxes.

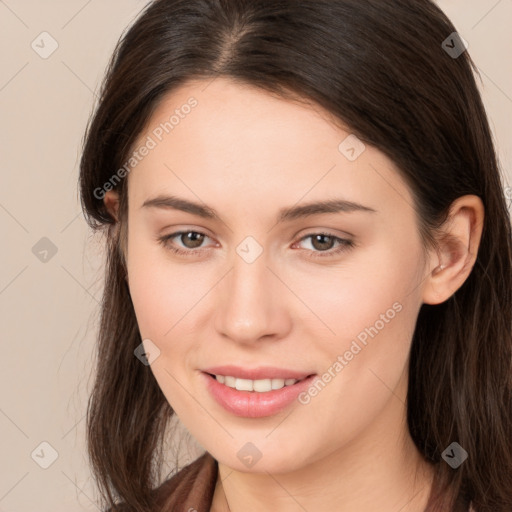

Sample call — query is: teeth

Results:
[214,375,300,392]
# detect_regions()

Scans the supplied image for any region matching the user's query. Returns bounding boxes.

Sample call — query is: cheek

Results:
[290,263,421,447]
[294,239,421,342]
[126,229,210,339]
[126,243,206,406]
[297,241,423,391]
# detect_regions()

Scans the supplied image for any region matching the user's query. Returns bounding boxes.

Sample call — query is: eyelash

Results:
[157,230,355,259]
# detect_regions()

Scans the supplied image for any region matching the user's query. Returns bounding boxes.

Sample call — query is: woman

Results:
[79,0,512,510]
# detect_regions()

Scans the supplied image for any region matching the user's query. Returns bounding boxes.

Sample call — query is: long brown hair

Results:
[79,1,512,510]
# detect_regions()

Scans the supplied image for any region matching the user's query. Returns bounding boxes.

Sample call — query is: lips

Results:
[202,365,314,381]
[202,371,318,418]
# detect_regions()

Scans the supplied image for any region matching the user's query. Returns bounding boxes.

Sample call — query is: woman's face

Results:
[119,77,434,473]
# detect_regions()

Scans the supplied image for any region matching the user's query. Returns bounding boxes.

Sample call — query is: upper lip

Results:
[202,365,314,380]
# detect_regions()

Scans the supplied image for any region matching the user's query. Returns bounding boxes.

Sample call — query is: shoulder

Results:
[104,451,218,512]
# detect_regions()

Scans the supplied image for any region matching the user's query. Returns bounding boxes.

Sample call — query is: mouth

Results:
[202,371,318,418]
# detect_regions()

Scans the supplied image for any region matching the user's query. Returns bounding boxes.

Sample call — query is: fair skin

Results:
[103,77,484,512]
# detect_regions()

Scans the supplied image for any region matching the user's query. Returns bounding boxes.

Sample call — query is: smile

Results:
[208,373,308,392]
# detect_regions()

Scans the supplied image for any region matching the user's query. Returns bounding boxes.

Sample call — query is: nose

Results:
[213,249,292,345]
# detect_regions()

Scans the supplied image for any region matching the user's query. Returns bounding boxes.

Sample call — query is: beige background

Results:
[0,1,511,510]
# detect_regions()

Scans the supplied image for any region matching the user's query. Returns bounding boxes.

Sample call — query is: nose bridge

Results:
[214,241,288,342]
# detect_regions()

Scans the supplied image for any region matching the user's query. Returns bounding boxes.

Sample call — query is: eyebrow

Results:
[141,194,377,223]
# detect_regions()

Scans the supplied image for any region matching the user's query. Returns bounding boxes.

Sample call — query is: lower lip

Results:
[202,372,317,418]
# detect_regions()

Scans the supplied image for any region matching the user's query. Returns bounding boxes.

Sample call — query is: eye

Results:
[293,232,355,258]
[157,230,214,256]
[157,230,355,259]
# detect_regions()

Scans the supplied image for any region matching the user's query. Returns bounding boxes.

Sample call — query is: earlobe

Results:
[104,190,120,222]
[421,195,484,305]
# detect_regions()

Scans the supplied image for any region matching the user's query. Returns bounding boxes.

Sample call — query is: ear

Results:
[103,190,129,283]
[103,190,120,222]
[422,195,485,305]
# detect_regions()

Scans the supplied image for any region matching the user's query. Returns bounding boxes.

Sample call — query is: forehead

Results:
[127,77,414,219]
[133,77,347,168]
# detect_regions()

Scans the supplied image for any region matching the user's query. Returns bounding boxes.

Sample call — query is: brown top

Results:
[154,451,218,512]
[118,451,476,511]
